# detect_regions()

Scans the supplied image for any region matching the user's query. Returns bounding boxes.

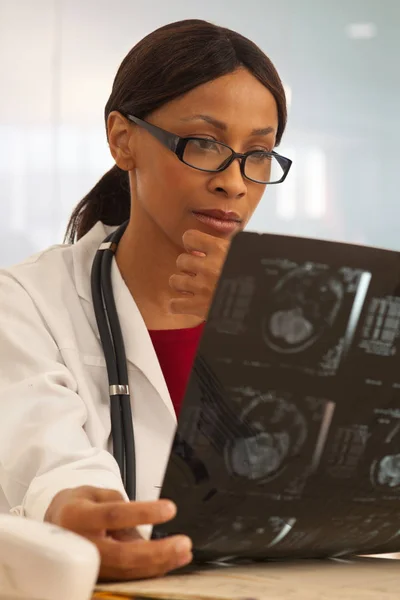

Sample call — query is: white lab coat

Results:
[0,221,177,522]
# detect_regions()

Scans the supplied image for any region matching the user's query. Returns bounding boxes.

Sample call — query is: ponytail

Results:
[64,165,130,243]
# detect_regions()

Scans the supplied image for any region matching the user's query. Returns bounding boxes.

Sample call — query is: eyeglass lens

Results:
[183,139,284,183]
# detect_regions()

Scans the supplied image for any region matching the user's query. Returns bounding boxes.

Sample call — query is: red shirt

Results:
[148,323,205,417]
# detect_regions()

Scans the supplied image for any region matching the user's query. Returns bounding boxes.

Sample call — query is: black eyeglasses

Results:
[125,114,292,185]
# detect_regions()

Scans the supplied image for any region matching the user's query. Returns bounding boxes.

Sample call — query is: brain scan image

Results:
[224,393,307,482]
[371,453,400,490]
[229,431,290,480]
[269,308,314,346]
[263,265,344,353]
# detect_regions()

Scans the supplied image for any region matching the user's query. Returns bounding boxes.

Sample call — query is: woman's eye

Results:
[192,138,220,151]
[247,151,273,164]
[250,147,272,153]
[196,139,212,148]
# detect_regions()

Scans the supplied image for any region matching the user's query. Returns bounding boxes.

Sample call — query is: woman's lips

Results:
[192,211,242,234]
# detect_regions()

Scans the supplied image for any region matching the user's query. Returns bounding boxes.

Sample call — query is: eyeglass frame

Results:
[123,114,292,185]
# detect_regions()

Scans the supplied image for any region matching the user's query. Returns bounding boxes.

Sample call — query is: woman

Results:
[0,19,290,580]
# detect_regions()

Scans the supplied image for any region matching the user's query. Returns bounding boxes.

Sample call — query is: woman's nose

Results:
[208,158,247,199]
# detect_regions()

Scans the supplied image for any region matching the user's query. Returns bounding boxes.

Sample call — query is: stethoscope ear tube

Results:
[90,222,136,500]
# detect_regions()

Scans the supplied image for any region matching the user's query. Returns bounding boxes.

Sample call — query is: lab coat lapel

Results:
[72,222,176,423]
[110,258,177,422]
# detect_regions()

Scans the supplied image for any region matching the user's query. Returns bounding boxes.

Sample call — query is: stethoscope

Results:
[90,220,136,500]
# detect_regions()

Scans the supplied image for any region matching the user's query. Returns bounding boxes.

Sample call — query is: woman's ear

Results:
[107,111,136,171]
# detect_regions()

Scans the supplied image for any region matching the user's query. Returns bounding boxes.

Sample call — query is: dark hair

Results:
[65,19,287,243]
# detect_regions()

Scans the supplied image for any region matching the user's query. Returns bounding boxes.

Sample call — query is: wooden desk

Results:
[95,556,400,600]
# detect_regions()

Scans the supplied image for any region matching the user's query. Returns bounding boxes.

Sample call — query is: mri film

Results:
[153,231,400,561]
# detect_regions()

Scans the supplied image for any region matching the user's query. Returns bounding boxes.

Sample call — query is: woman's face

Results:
[111,68,279,250]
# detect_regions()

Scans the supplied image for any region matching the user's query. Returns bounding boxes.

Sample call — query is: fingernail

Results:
[174,536,192,554]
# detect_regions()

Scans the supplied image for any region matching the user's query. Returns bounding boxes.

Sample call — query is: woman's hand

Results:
[169,230,230,320]
[45,486,192,581]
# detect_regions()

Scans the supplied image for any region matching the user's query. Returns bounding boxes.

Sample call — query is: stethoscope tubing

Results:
[90,221,136,500]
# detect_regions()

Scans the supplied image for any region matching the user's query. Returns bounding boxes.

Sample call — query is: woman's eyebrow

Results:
[179,114,275,136]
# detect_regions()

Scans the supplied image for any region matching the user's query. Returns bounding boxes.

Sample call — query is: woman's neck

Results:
[115,213,202,331]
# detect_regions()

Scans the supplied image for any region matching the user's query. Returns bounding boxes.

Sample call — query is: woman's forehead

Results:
[161,69,278,131]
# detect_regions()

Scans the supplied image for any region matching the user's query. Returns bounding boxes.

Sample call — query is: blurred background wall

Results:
[0,0,399,266]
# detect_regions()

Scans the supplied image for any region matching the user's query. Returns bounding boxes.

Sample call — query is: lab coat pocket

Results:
[59,347,111,449]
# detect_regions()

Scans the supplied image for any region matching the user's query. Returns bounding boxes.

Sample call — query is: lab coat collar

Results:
[72,221,177,423]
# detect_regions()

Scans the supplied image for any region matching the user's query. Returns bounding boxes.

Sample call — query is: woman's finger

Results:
[60,499,177,533]
[109,527,142,542]
[182,229,228,256]
[169,273,196,295]
[175,252,203,275]
[169,297,205,318]
[84,487,126,504]
[96,535,193,581]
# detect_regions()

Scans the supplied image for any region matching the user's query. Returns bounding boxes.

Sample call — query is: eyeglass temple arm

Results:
[126,114,180,152]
